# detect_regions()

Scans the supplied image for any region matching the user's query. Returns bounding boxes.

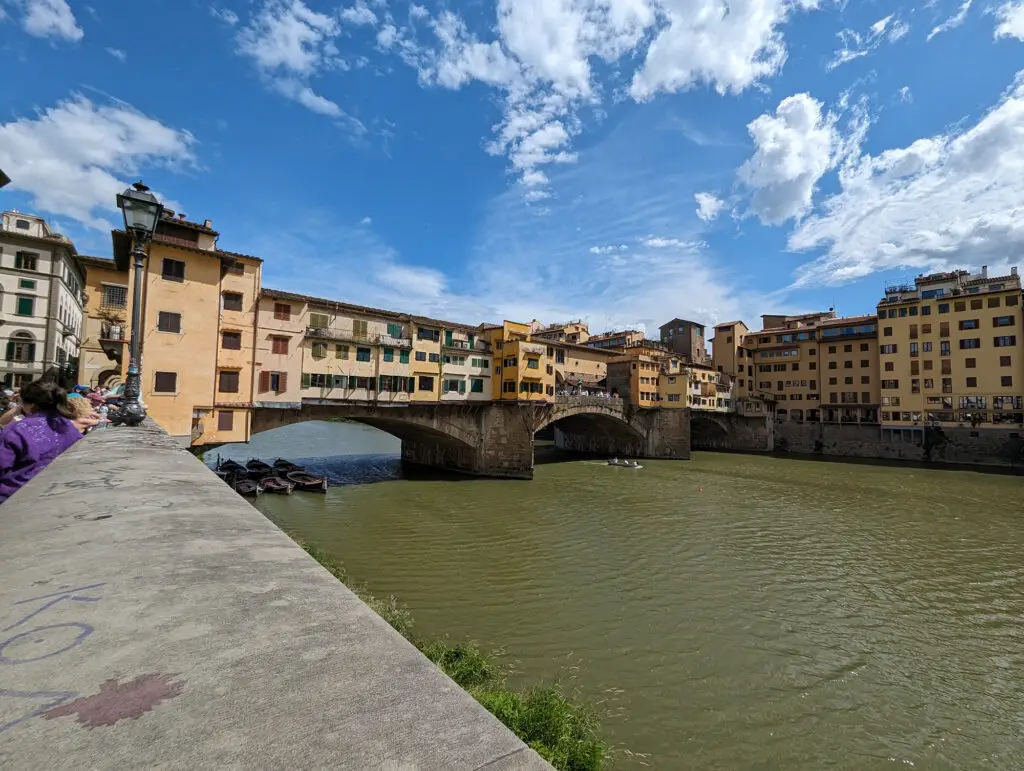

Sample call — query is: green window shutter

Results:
[444,330,453,346]
[400,350,409,364]
[459,380,466,394]
[468,335,475,348]
[387,323,402,338]
[16,297,33,316]
[407,377,415,393]
[27,344,35,362]
[4,342,12,362]
[302,373,311,389]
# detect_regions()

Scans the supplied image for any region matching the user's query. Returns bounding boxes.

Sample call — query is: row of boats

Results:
[608,458,643,469]
[215,458,329,496]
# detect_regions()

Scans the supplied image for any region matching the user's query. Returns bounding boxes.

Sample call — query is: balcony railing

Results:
[305,327,414,349]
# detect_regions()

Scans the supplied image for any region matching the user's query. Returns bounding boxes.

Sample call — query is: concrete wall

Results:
[0,422,549,770]
[774,421,1024,468]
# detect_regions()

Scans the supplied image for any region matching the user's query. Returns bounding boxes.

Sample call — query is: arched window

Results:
[5,331,36,363]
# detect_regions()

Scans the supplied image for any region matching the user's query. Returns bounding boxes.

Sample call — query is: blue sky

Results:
[2,0,1024,334]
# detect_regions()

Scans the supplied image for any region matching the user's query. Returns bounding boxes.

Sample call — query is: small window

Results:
[15,219,30,230]
[157,311,182,333]
[161,258,185,282]
[1001,376,1013,387]
[965,377,977,388]
[153,371,177,393]
[218,410,234,431]
[218,370,240,393]
[356,347,371,362]
[14,251,38,271]
[222,331,242,350]
[101,284,128,308]
[273,302,291,321]
[18,279,36,290]
[271,336,289,355]
[226,261,245,276]
[471,378,484,393]
[418,375,434,391]
[335,344,349,359]
[387,323,403,338]
[1000,356,1012,367]
[312,342,327,359]
[309,312,330,328]
[383,347,394,362]
[222,292,244,311]
[399,349,409,364]
[16,296,34,316]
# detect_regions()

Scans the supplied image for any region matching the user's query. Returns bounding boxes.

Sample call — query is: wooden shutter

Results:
[27,343,35,363]
[278,372,287,393]
[4,342,12,362]
[259,371,270,393]
[301,373,311,389]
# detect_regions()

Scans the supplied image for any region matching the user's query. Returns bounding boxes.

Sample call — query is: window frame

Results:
[161,258,186,282]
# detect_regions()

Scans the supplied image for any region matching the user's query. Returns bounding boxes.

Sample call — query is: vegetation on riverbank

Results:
[299,542,608,770]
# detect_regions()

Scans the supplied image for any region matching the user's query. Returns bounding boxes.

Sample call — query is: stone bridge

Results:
[251,396,691,479]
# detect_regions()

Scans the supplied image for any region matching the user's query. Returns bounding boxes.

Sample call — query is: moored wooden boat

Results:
[285,470,328,493]
[234,479,262,497]
[246,459,274,479]
[272,458,304,473]
[215,469,238,484]
[260,476,294,494]
[218,459,247,475]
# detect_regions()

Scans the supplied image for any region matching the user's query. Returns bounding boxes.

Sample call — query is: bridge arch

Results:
[690,414,730,450]
[536,399,647,456]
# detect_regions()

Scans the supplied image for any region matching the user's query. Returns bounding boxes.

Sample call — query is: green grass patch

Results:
[297,539,609,770]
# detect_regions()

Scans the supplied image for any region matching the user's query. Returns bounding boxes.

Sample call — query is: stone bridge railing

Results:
[0,423,549,769]
[555,395,625,409]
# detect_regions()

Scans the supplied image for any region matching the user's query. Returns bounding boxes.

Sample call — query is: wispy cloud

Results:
[827,13,909,71]
[994,1,1024,40]
[105,47,126,62]
[928,0,972,41]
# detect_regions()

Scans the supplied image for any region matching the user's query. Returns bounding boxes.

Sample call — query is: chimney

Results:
[203,219,212,229]
[178,213,186,221]
[1012,267,1019,276]
[981,265,988,278]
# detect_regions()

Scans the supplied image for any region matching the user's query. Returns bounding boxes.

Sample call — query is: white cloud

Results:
[927,0,972,41]
[827,13,909,71]
[20,0,83,41]
[105,47,126,62]
[994,1,1024,40]
[642,236,704,249]
[694,192,725,221]
[898,85,913,103]
[340,1,376,26]
[737,94,842,225]
[396,0,819,201]
[211,6,240,26]
[359,215,372,225]
[589,244,628,254]
[0,94,196,229]
[236,0,362,128]
[788,70,1024,286]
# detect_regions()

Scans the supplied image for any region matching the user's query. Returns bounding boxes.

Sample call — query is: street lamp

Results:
[0,169,10,189]
[116,181,163,426]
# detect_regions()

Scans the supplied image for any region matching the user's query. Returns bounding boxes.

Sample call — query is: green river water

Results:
[216,421,1024,769]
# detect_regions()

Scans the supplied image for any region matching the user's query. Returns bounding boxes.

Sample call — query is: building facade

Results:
[658,318,710,365]
[1,210,83,389]
[876,268,1023,433]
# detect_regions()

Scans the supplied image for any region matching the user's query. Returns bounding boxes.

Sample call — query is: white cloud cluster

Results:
[235,0,365,129]
[589,244,628,254]
[105,47,126,62]
[737,94,842,225]
[788,70,1024,286]
[994,1,1024,40]
[9,0,83,41]
[0,95,196,229]
[211,6,240,26]
[387,0,819,199]
[927,0,972,41]
[694,192,725,222]
[827,13,909,71]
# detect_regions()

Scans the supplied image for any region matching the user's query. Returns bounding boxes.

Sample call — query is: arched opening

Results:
[537,409,646,461]
[5,331,36,363]
[96,369,123,389]
[690,415,730,451]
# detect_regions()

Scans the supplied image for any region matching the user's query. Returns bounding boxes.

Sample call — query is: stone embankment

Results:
[0,422,549,770]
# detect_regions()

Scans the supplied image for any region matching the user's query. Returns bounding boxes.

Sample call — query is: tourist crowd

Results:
[0,380,113,504]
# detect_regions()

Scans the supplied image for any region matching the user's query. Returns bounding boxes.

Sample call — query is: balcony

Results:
[2,360,39,370]
[443,339,490,353]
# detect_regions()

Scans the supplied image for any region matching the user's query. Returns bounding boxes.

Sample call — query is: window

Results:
[1000,356,1012,367]
[222,292,244,311]
[828,361,837,369]
[15,296,34,316]
[383,347,394,362]
[218,370,240,393]
[271,336,289,355]
[153,372,177,393]
[954,301,966,312]
[1006,295,1020,306]
[965,377,977,388]
[994,335,1017,347]
[259,371,288,393]
[880,344,897,354]
[924,360,933,370]
[1002,376,1014,387]
[828,345,837,354]
[416,351,427,361]
[940,341,951,356]
[884,362,894,371]
[942,377,952,392]
[520,381,530,393]
[989,296,1001,308]
[309,312,330,329]
[844,376,854,385]
[417,327,440,342]
[15,219,30,230]
[923,342,932,352]
[844,360,853,369]
[809,362,817,370]
[399,349,409,364]
[356,347,371,362]
[861,376,870,384]
[843,344,853,353]
[273,303,291,320]
[924,379,934,389]
[101,284,127,308]
[882,380,899,389]
[5,336,35,363]
[429,353,440,363]
[161,258,185,282]
[218,411,234,431]
[965,358,977,368]
[860,343,869,351]
[335,344,348,359]
[471,378,484,393]
[959,319,979,330]
[938,303,950,314]
[959,338,980,349]
[418,375,434,391]
[157,311,181,333]
[503,380,516,393]
[18,279,36,290]
[226,261,244,276]
[527,358,539,369]
[387,322,403,338]
[921,305,932,316]
[312,342,328,358]
[14,252,38,271]
[301,373,330,389]
[222,331,242,350]
[994,315,1016,327]
[970,299,983,310]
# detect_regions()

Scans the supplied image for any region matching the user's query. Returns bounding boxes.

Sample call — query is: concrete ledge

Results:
[0,422,550,770]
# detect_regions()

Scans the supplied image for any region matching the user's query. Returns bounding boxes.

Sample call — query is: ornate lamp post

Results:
[116,181,163,426]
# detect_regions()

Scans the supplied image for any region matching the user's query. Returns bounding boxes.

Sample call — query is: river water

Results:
[213,421,1024,769]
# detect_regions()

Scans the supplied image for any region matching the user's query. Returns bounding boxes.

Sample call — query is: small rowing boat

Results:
[607,458,643,469]
[218,459,247,475]
[260,476,294,494]
[233,479,262,497]
[272,458,304,473]
[246,459,274,479]
[286,470,329,493]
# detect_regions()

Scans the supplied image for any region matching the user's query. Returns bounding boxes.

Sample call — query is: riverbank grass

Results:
[298,541,608,770]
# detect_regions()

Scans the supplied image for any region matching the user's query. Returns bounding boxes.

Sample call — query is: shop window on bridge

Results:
[301,373,330,388]
[471,378,484,393]
[383,347,394,362]
[444,378,466,394]
[400,349,410,364]
[418,376,434,391]
[502,381,516,393]
[356,347,372,362]
[332,375,347,389]
[312,342,327,358]
[527,358,539,369]
[218,410,234,431]
[336,344,349,359]
[387,323,403,338]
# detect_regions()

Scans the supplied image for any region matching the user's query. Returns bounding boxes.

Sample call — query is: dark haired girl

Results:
[0,380,83,503]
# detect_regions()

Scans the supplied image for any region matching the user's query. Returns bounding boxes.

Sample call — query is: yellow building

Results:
[711,320,752,400]
[78,255,130,390]
[547,341,616,392]
[482,321,552,402]
[818,314,880,423]
[608,350,660,407]
[876,267,1023,432]
[586,329,645,351]
[533,320,590,345]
